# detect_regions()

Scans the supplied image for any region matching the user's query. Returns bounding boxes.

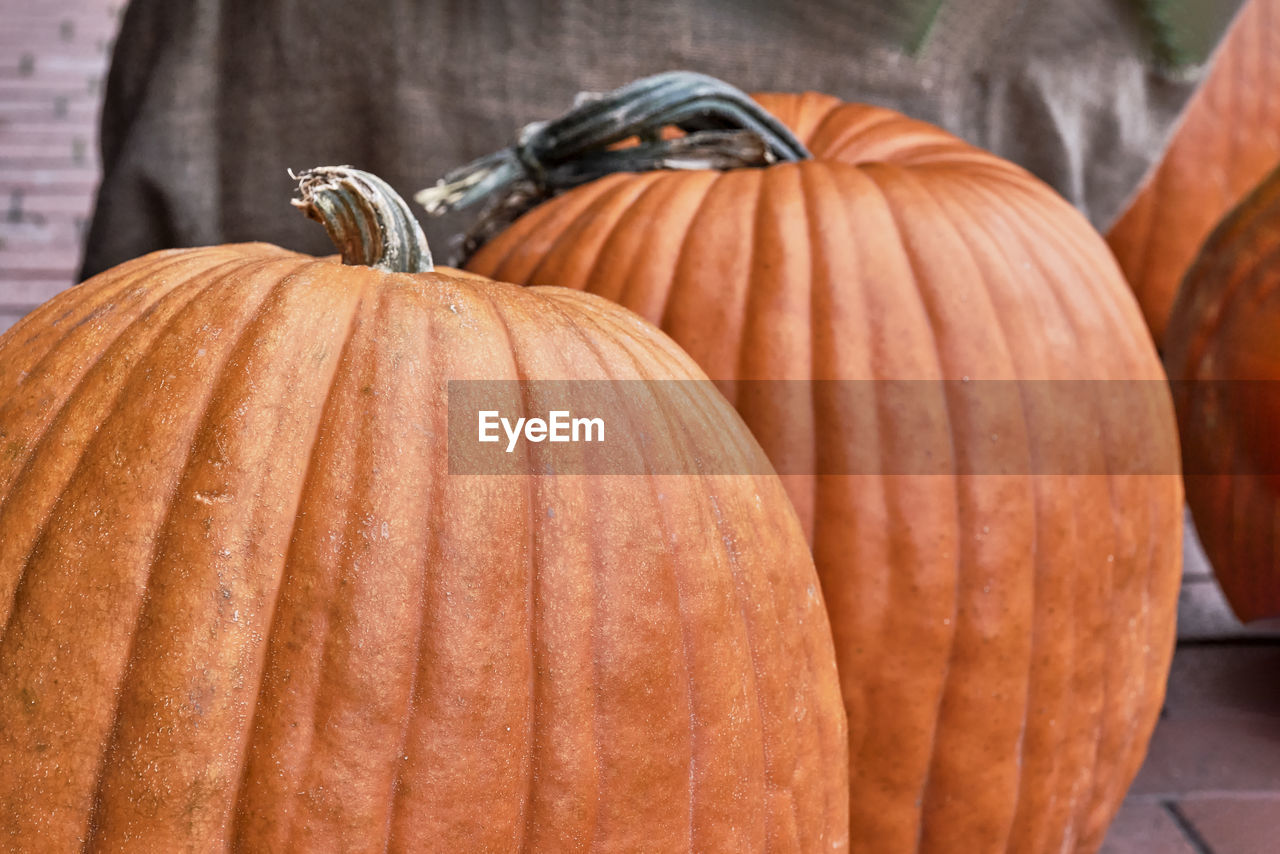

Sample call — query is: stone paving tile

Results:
[1176,796,1280,854]
[1111,643,1280,851]
[1176,510,1280,641]
[1178,578,1280,641]
[1131,709,1280,798]
[1100,802,1199,854]
[1161,645,1280,720]
[1129,644,1280,799]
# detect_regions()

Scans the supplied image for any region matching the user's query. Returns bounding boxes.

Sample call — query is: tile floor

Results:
[1099,522,1280,853]
[2,2,1278,851]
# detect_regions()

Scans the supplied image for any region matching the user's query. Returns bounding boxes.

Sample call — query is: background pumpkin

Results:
[0,168,848,851]
[1165,163,1280,624]
[442,76,1185,854]
[1107,0,1280,342]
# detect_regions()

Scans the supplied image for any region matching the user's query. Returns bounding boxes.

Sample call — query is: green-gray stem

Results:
[415,71,812,265]
[293,166,434,273]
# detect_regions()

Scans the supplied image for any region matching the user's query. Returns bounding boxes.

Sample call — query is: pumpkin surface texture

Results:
[1107,0,1280,341]
[441,74,1186,854]
[1165,164,1280,623]
[0,168,848,851]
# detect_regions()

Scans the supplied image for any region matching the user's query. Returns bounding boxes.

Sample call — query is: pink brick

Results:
[1,220,87,252]
[0,80,100,100]
[0,166,99,191]
[0,141,92,161]
[0,249,79,277]
[0,120,99,138]
[0,25,117,42]
[0,310,24,336]
[11,193,97,216]
[0,102,99,122]
[0,280,76,308]
[7,55,104,72]
[0,128,94,145]
[5,1,121,16]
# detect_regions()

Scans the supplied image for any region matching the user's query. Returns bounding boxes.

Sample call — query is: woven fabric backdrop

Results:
[81,0,1243,277]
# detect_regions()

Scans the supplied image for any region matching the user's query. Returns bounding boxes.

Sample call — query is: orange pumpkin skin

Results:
[1107,0,1280,342]
[468,93,1184,854]
[1165,166,1280,623]
[0,244,848,850]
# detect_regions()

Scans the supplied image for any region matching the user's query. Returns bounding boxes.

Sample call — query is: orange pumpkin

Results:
[0,167,848,850]
[1107,0,1280,342]
[1165,163,1280,623]
[434,76,1185,853]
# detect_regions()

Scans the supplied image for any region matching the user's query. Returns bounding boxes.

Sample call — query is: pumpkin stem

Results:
[293,166,434,273]
[414,71,811,263]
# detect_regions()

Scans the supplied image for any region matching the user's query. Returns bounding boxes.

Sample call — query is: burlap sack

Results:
[81,0,1243,278]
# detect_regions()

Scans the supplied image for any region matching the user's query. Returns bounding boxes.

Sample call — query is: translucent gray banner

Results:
[445,379,1262,476]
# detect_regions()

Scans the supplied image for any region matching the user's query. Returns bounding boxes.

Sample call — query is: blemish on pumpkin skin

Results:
[69,303,115,333]
[18,686,37,713]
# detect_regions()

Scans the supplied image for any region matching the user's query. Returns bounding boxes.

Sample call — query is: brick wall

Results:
[0,0,122,334]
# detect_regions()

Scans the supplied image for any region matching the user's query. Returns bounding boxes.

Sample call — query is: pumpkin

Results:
[0,167,849,850]
[1107,0,1280,342]
[424,73,1185,854]
[1165,163,1280,623]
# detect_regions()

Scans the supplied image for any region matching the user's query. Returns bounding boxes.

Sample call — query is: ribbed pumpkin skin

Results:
[469,92,1184,854]
[1107,0,1280,341]
[1165,167,1280,623]
[0,244,848,851]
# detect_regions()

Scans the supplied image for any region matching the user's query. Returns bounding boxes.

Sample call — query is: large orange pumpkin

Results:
[1107,0,1280,341]
[0,167,849,850]
[429,75,1185,853]
[1165,163,1280,623]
